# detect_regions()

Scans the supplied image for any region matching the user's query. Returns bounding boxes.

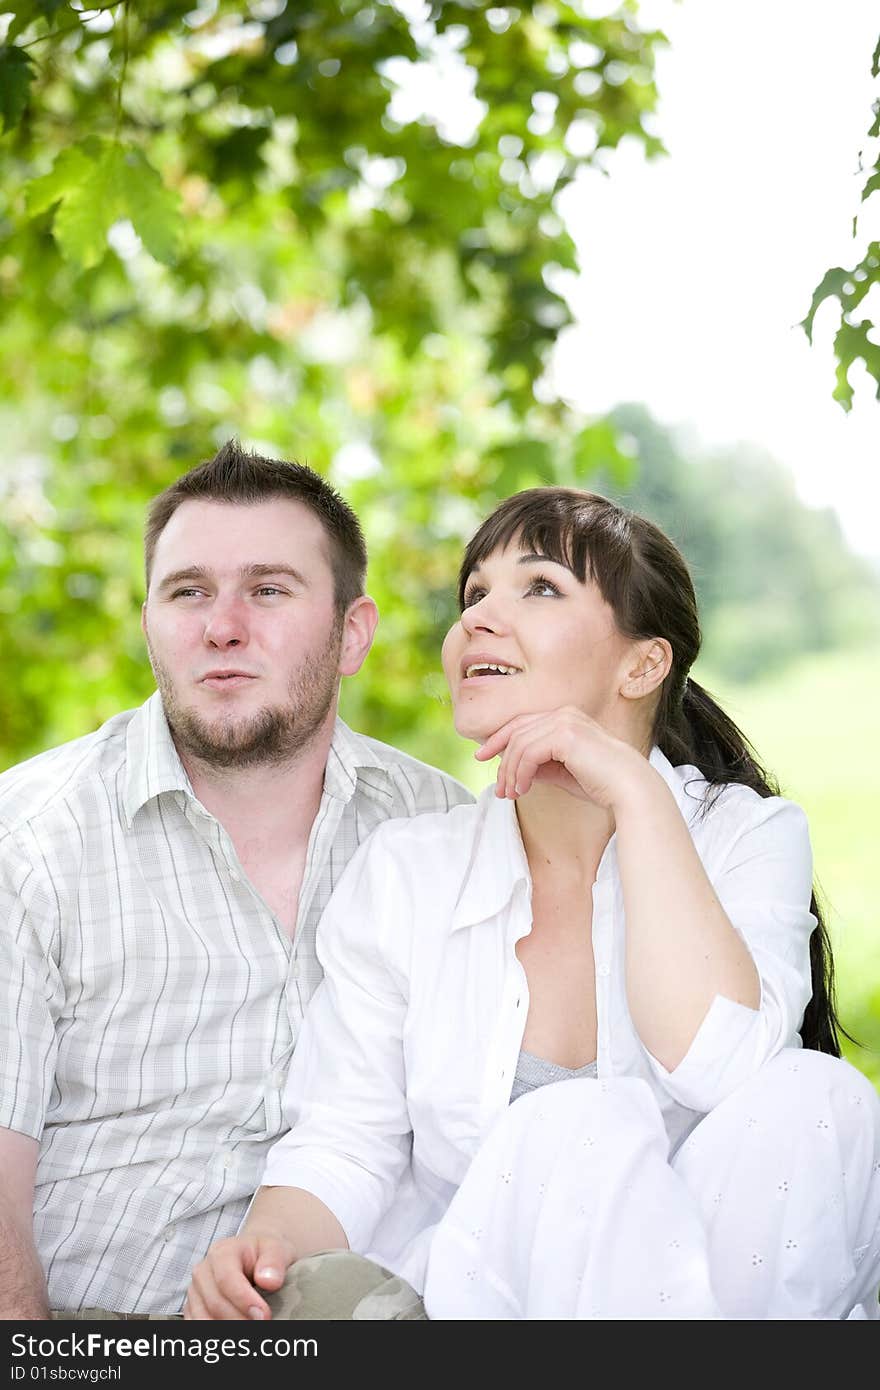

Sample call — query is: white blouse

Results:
[262,748,816,1293]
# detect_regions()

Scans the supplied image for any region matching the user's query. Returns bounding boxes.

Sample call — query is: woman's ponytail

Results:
[664,678,846,1057]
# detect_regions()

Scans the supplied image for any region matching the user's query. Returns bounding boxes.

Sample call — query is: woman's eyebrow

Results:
[516,552,572,571]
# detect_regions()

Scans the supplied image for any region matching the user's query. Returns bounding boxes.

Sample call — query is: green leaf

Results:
[800,265,850,343]
[117,149,182,266]
[831,319,880,412]
[872,30,879,78]
[0,45,34,132]
[53,144,127,269]
[6,1,65,42]
[7,3,40,44]
[25,145,95,217]
[861,168,880,203]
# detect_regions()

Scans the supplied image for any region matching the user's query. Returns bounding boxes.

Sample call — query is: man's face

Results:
[142,498,348,769]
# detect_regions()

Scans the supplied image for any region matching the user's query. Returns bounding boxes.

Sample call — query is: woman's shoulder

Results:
[658,752,810,846]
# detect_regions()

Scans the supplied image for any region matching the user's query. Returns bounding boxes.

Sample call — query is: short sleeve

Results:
[0,829,60,1138]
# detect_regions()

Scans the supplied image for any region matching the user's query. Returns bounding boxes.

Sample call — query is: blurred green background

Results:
[1,2,878,1085]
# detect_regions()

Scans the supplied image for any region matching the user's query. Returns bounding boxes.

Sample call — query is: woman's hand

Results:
[475,706,651,809]
[184,1233,295,1320]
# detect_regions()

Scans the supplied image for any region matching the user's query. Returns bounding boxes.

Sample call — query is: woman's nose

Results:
[460,594,502,636]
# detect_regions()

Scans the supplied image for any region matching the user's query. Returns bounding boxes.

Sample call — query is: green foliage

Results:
[0,42,34,129]
[26,140,181,268]
[803,33,880,409]
[0,0,668,766]
[587,405,880,683]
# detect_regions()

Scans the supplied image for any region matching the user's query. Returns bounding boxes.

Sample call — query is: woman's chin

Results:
[452,710,494,744]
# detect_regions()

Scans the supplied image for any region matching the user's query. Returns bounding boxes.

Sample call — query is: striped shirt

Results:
[0,692,472,1314]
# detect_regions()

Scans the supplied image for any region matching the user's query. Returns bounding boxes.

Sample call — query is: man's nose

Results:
[202,597,248,648]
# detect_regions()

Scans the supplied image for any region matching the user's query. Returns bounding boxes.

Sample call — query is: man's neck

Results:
[178,714,337,857]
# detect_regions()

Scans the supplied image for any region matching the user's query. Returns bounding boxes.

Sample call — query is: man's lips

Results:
[199,671,257,688]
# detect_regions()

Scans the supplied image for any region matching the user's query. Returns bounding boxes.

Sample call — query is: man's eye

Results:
[255,586,284,597]
[172,588,203,599]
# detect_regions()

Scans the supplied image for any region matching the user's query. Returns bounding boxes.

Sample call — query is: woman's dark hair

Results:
[459,487,845,1056]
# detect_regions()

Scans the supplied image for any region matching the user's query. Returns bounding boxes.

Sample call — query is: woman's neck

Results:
[514,783,616,887]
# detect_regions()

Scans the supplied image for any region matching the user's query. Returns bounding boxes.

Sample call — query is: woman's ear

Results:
[620,638,672,701]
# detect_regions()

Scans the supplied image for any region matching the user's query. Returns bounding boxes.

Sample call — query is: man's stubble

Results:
[145,618,344,770]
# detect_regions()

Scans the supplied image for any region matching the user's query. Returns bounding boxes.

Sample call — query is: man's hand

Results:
[184,1233,296,1321]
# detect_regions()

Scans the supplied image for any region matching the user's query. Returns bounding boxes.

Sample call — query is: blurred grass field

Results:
[699,644,880,1090]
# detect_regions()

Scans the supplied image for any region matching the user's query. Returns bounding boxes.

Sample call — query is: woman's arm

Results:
[611,763,760,1069]
[478,709,810,1074]
[185,1186,348,1320]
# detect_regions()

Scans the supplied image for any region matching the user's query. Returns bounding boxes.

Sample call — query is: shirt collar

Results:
[323,718,394,804]
[123,692,194,827]
[450,745,706,934]
[450,786,530,933]
[647,744,707,828]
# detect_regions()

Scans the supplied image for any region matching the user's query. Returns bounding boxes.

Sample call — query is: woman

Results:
[186,488,880,1320]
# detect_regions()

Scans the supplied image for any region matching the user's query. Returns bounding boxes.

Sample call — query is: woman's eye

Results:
[528,577,561,597]
[462,587,486,609]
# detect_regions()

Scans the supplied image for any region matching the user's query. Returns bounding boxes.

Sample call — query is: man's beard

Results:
[147,624,343,771]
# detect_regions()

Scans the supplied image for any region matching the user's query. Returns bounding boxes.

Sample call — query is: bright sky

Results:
[551,0,880,560]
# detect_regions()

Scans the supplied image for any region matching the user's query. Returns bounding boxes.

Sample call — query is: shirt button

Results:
[291,961,300,980]
[163,1226,174,1242]
[229,868,241,883]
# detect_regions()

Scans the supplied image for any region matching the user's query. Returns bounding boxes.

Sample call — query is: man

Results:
[0,440,471,1318]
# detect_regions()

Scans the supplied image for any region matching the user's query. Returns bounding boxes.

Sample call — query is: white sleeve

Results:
[261,829,412,1253]
[646,795,816,1110]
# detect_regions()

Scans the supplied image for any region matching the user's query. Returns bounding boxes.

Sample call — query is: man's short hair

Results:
[145,439,367,614]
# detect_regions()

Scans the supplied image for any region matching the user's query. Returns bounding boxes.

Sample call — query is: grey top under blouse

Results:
[510,1049,598,1103]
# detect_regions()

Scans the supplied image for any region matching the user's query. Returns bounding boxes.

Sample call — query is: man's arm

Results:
[0,1127,49,1319]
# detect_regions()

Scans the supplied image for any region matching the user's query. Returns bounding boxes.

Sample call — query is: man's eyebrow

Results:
[155,563,308,592]
[155,566,212,593]
[243,563,308,585]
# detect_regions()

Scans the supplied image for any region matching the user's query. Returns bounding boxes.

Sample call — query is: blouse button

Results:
[597,964,610,978]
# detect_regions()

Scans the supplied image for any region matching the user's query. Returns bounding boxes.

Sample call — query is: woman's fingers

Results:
[186,1237,277,1320]
[475,712,543,762]
[486,709,605,803]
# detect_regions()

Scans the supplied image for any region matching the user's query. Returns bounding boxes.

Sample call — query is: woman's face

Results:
[442,539,636,744]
